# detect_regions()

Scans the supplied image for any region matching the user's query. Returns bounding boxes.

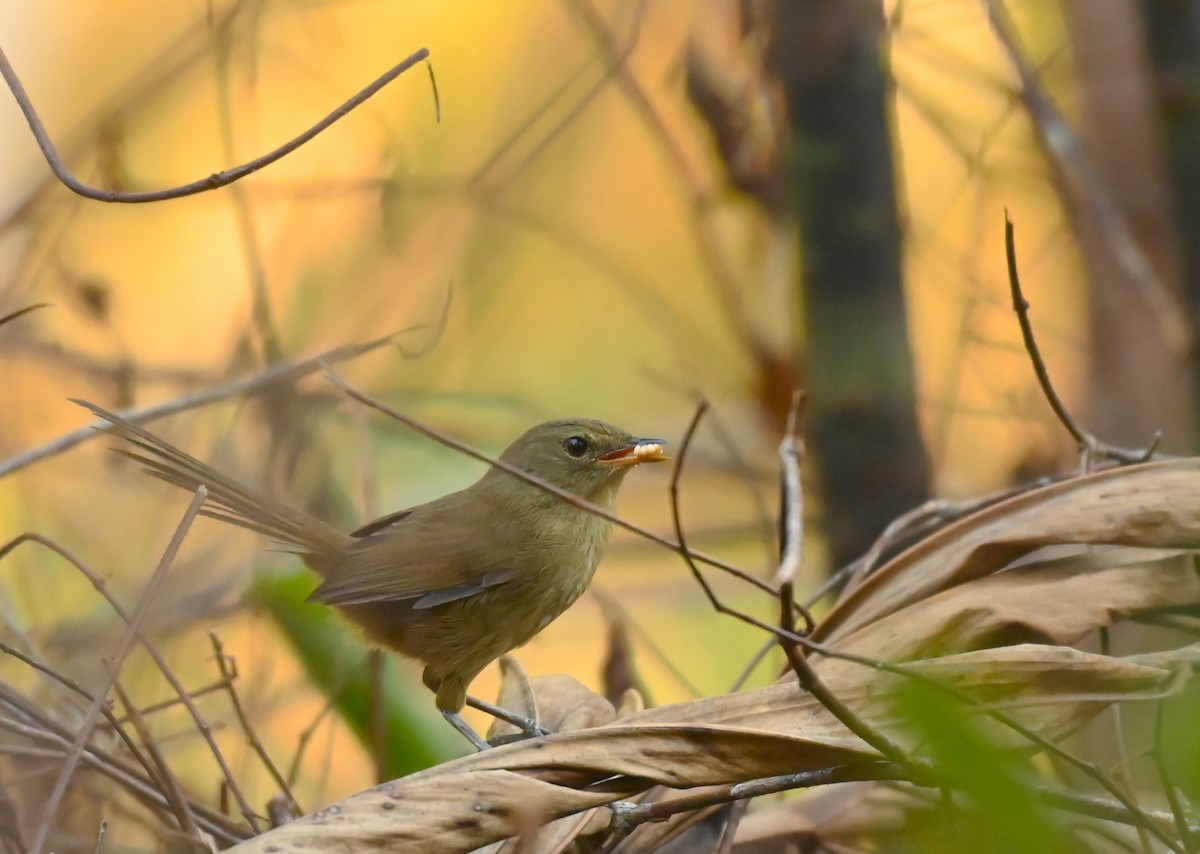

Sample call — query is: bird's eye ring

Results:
[564,435,589,458]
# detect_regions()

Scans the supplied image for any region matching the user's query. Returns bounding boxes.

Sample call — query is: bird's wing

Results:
[350,507,414,538]
[309,490,522,607]
[316,567,517,608]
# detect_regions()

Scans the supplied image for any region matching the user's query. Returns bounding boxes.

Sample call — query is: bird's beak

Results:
[598,438,670,467]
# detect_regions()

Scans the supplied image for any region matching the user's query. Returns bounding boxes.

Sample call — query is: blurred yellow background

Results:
[0,0,1087,823]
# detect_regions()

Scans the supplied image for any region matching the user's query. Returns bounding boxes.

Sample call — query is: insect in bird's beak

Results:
[597,438,670,467]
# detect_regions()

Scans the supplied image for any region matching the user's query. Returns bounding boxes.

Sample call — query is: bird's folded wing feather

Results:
[349,507,414,538]
[309,491,521,607]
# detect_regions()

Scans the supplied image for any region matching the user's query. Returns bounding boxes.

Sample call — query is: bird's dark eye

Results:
[564,435,589,458]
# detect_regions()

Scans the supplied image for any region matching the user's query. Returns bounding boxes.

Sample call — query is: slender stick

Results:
[29,487,210,854]
[0,532,261,836]
[0,44,430,203]
[0,638,164,806]
[665,401,814,641]
[0,329,409,479]
[210,632,302,816]
[0,303,48,327]
[1004,213,1159,466]
[607,764,904,833]
[109,675,202,841]
[0,710,246,844]
[714,798,750,854]
[773,391,807,589]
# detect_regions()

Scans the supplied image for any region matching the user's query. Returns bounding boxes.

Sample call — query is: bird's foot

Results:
[466,694,553,737]
[488,730,545,747]
[443,711,491,751]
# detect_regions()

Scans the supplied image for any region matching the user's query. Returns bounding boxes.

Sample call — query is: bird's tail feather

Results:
[76,399,349,564]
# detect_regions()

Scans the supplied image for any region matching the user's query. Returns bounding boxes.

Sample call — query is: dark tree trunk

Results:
[764,0,929,569]
[1140,0,1200,446]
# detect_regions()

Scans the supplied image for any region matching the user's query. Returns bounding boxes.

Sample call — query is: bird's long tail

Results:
[76,400,350,566]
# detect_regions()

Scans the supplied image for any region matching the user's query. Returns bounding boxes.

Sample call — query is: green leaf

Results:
[246,569,465,777]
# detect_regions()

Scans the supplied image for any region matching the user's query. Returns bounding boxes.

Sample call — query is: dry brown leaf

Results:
[1125,642,1200,670]
[488,661,621,741]
[827,547,1200,664]
[728,782,913,853]
[226,728,879,854]
[623,644,1174,750]
[487,656,538,741]
[225,771,613,854]
[524,675,620,732]
[226,645,1172,853]
[818,460,1200,642]
[876,645,1179,748]
[494,805,606,854]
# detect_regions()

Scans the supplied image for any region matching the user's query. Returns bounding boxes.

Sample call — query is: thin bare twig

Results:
[0,638,165,800]
[666,401,815,639]
[608,764,904,834]
[780,585,918,773]
[29,487,210,854]
[770,396,923,780]
[0,303,48,328]
[210,632,302,817]
[0,533,260,836]
[425,61,441,124]
[368,649,387,783]
[109,675,202,842]
[109,677,233,724]
[1004,213,1161,466]
[0,708,246,844]
[0,43,431,203]
[714,798,751,854]
[1034,786,1199,839]
[773,391,806,588]
[0,328,414,480]
[287,697,337,790]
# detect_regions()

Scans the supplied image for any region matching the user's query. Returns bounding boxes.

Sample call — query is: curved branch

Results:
[0,44,430,203]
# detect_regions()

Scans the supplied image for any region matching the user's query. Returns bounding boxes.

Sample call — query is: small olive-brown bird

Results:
[77,400,666,749]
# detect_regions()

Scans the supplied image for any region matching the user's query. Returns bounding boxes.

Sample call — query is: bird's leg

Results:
[466,694,553,737]
[442,710,491,752]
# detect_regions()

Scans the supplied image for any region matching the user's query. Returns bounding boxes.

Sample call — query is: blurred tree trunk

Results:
[1059,0,1196,451]
[1138,0,1200,447]
[764,0,929,569]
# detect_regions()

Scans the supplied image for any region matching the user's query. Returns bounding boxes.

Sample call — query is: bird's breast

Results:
[514,506,611,617]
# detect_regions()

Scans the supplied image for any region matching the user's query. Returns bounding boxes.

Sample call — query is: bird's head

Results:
[491,419,668,505]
